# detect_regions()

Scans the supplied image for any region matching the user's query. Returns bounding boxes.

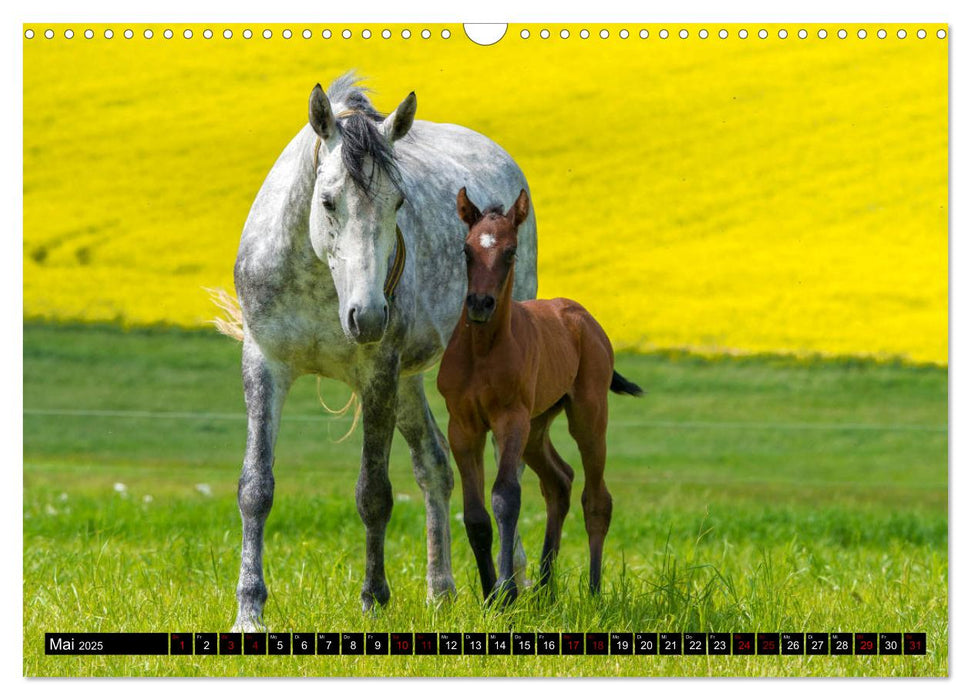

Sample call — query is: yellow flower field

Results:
[23,24,948,363]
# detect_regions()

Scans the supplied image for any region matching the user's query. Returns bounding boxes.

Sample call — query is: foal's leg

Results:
[489,410,530,605]
[523,418,574,590]
[566,394,612,595]
[491,436,529,589]
[234,339,293,632]
[449,423,495,598]
[356,354,401,611]
[395,374,456,602]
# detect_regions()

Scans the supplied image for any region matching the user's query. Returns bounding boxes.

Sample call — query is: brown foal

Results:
[437,187,643,604]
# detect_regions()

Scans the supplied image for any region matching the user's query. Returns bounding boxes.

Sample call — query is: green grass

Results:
[23,323,948,676]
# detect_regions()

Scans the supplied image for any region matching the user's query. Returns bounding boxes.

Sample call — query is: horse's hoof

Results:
[231,614,266,633]
[485,579,518,607]
[427,578,458,606]
[361,581,391,613]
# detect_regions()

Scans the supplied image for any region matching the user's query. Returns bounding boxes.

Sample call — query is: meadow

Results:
[22,23,948,362]
[23,324,947,677]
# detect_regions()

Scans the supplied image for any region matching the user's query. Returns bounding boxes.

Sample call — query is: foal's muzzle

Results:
[466,293,496,324]
[347,302,389,344]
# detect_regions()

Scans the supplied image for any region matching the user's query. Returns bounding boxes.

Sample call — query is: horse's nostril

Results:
[382,303,389,326]
[348,307,359,335]
[484,296,495,310]
[466,294,476,308]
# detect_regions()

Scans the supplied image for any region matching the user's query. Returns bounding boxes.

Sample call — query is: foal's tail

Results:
[610,371,644,397]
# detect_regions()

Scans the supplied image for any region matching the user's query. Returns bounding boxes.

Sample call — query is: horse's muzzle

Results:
[347,303,389,344]
[466,293,496,324]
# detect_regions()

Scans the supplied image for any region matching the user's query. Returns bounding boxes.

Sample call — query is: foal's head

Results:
[456,187,530,324]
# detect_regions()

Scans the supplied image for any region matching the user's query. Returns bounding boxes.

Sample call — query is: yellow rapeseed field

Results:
[23,24,948,363]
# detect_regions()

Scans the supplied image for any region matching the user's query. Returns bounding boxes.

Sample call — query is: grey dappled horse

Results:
[231,73,537,630]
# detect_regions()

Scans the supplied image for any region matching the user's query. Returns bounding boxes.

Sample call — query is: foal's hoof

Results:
[361,581,391,613]
[485,579,519,608]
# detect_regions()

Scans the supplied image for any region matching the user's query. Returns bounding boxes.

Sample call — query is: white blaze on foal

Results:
[479,233,496,249]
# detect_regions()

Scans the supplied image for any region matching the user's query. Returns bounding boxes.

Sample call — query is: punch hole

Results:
[917,29,926,39]
[758,29,767,39]
[421,29,431,39]
[540,29,550,39]
[718,29,728,39]
[282,29,292,39]
[560,29,570,39]
[85,29,94,39]
[818,29,827,39]
[124,29,134,39]
[877,29,887,39]
[65,29,74,39]
[858,29,867,39]
[520,29,530,39]
[343,29,352,39]
[699,29,708,39]
[382,29,391,39]
[897,29,906,39]
[204,29,213,39]
[580,29,590,39]
[243,29,253,39]
[164,29,173,39]
[25,28,34,39]
[619,29,629,39]
[224,29,233,39]
[322,29,331,39]
[600,29,609,39]
[937,29,946,38]
[442,29,451,39]
[45,28,54,38]
[143,29,152,39]
[263,29,272,39]
[659,29,669,39]
[639,29,648,39]
[838,29,847,39]
[402,29,411,39]
[679,29,688,39]
[798,29,808,39]
[362,29,371,39]
[738,28,748,38]
[104,29,113,39]
[183,29,192,39]
[778,29,788,39]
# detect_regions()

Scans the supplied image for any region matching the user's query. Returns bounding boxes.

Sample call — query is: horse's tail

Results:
[204,286,363,440]
[204,287,244,341]
[610,370,644,397]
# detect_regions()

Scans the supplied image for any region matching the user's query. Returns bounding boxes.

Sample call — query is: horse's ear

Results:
[507,189,530,228]
[309,84,337,143]
[382,92,417,143]
[457,187,482,227]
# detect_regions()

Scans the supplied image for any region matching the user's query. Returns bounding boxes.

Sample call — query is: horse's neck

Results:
[466,278,516,359]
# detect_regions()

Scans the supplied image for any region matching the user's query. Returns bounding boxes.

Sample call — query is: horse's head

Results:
[307,83,416,344]
[457,187,530,324]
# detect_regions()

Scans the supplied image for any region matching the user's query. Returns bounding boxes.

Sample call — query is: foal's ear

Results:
[457,187,482,227]
[507,189,530,228]
[382,92,417,143]
[309,84,337,143]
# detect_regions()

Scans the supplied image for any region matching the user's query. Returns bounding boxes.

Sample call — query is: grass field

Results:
[22,323,948,677]
[22,24,948,362]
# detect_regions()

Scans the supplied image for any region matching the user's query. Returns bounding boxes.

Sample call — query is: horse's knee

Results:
[491,477,521,525]
[413,440,454,497]
[238,471,274,520]
[356,471,393,528]
[581,485,612,529]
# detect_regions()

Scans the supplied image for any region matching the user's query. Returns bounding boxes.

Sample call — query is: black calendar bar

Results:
[44,631,929,656]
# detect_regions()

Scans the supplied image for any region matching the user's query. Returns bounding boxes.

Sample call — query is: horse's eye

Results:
[504,248,517,263]
[463,245,474,263]
[322,195,336,212]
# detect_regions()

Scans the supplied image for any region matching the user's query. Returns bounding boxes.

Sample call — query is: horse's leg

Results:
[449,422,494,598]
[523,415,574,590]
[234,339,292,632]
[565,393,612,595]
[395,374,456,602]
[488,410,530,605]
[357,355,401,611]
[490,435,529,589]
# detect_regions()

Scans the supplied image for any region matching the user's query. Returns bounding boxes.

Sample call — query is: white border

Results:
[5,1,966,698]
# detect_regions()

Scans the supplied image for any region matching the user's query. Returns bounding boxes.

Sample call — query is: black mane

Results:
[326,73,402,198]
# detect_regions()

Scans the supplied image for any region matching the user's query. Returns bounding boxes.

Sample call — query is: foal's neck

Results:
[466,276,515,359]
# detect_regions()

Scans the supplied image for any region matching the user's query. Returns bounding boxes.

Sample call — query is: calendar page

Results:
[22,20,947,678]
